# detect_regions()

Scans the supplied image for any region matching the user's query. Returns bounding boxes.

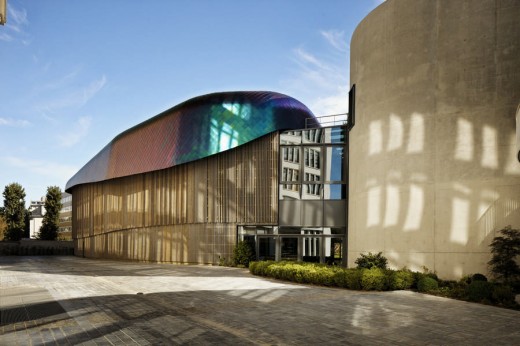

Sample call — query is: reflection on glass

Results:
[324,127,346,143]
[303,128,323,143]
[302,237,321,262]
[279,184,300,200]
[327,238,343,265]
[281,237,298,260]
[280,131,302,145]
[324,146,344,182]
[279,227,301,234]
[282,147,300,163]
[302,184,322,199]
[323,184,346,200]
[258,237,276,260]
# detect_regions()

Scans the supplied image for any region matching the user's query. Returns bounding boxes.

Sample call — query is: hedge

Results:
[248,261,519,309]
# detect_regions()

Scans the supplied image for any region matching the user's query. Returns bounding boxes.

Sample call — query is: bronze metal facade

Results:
[72,133,279,263]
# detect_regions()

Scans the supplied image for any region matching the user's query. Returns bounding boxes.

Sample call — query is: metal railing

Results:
[305,113,349,128]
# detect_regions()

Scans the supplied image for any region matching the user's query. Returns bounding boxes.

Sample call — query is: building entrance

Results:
[238,226,345,265]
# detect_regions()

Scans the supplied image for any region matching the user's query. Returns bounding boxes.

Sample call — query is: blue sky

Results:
[0,0,382,204]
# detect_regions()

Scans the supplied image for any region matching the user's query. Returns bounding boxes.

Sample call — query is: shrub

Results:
[355,252,388,269]
[361,267,387,290]
[345,269,363,290]
[466,280,493,302]
[417,277,439,292]
[471,273,488,282]
[332,268,362,289]
[492,284,515,306]
[388,269,415,290]
[488,226,520,283]
[232,240,255,267]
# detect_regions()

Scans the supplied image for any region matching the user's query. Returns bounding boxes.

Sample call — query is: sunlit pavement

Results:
[1,257,520,345]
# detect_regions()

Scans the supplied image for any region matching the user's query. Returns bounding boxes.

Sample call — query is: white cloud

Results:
[281,30,350,118]
[0,33,13,41]
[8,6,29,28]
[57,116,92,147]
[4,5,30,43]
[293,48,332,71]
[321,30,348,53]
[38,74,107,114]
[0,117,31,127]
[3,156,78,182]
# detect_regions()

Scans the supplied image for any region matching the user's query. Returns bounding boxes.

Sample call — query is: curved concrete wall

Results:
[349,0,520,279]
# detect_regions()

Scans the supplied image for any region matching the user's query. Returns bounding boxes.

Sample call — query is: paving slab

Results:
[1,256,519,345]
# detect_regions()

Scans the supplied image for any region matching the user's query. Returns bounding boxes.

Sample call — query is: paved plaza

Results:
[1,256,520,345]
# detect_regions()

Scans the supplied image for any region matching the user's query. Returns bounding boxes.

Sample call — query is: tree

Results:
[0,212,7,241]
[38,186,63,240]
[488,226,520,283]
[2,183,27,241]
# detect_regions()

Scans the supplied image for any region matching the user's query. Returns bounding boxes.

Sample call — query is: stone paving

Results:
[1,256,520,345]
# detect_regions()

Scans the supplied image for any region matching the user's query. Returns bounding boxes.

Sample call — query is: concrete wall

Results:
[349,0,520,279]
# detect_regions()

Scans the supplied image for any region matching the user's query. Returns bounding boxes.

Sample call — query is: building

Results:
[348,0,520,278]
[66,91,348,264]
[67,0,520,279]
[58,192,72,240]
[28,198,45,239]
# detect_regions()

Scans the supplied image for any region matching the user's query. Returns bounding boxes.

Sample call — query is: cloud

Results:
[3,156,78,182]
[281,30,350,117]
[0,32,13,41]
[0,117,31,127]
[57,116,92,147]
[4,5,30,43]
[321,30,348,53]
[38,74,107,114]
[8,6,29,28]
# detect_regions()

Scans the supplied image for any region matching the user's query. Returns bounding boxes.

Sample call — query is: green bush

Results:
[360,267,387,291]
[232,240,255,267]
[417,277,439,292]
[388,269,415,290]
[249,261,274,276]
[355,252,388,269]
[345,268,363,290]
[488,226,520,283]
[471,273,488,282]
[465,280,493,302]
[491,284,515,306]
[332,268,362,289]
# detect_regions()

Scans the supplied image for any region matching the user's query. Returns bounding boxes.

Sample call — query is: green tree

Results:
[38,186,63,240]
[488,226,520,283]
[2,183,27,241]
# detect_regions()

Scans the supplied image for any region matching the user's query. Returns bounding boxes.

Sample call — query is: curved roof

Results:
[66,91,315,191]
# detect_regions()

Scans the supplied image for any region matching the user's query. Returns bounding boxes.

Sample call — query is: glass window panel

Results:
[280,166,300,183]
[279,227,301,234]
[322,184,346,200]
[280,131,302,145]
[303,236,320,262]
[303,128,324,144]
[324,146,344,182]
[322,227,346,235]
[325,237,343,265]
[302,184,322,199]
[303,147,321,180]
[281,237,298,261]
[279,184,301,200]
[324,127,346,143]
[258,237,276,260]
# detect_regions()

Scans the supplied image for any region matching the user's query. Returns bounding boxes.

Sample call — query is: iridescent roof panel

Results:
[66,91,315,191]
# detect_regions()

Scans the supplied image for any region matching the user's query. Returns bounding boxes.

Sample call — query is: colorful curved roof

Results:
[66,91,315,191]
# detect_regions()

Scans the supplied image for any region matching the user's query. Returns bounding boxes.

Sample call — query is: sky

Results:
[0,0,383,204]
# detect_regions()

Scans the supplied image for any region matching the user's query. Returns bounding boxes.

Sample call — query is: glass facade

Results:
[238,125,348,265]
